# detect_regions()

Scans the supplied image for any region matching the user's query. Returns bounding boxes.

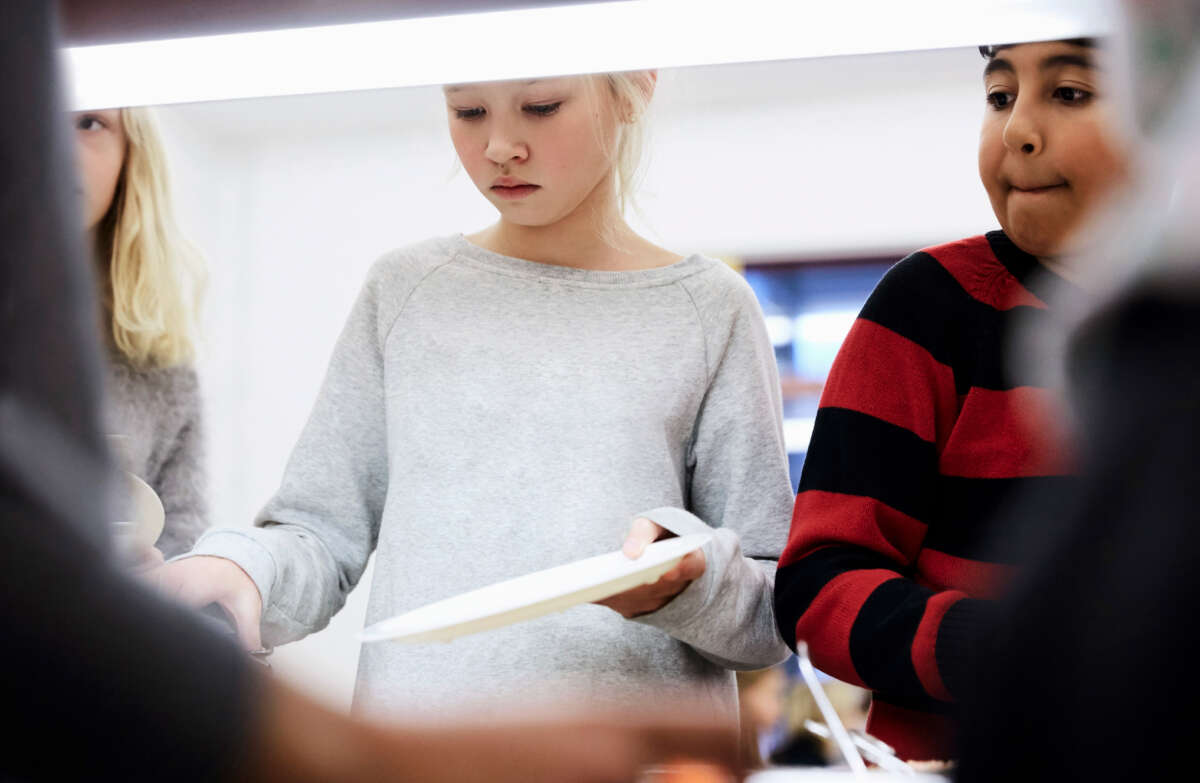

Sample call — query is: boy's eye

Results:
[453,107,486,121]
[523,101,562,117]
[1053,86,1092,104]
[986,91,1013,110]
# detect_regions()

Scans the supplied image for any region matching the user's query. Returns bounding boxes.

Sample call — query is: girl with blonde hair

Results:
[155,70,793,721]
[74,105,207,560]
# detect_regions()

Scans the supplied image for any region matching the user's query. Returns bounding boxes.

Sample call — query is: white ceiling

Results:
[157,45,982,142]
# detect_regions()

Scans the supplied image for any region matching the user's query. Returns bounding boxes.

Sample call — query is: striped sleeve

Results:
[773,253,987,705]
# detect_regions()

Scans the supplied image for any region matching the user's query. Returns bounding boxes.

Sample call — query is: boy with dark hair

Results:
[773,38,1127,762]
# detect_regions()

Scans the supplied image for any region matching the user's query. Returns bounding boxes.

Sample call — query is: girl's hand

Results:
[594,518,706,619]
[126,545,165,574]
[146,555,264,650]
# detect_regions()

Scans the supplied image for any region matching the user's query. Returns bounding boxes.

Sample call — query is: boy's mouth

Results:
[1010,180,1068,195]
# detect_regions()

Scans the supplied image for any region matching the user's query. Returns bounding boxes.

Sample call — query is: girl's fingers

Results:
[658,550,706,584]
[227,595,263,651]
[676,550,706,580]
[622,517,664,559]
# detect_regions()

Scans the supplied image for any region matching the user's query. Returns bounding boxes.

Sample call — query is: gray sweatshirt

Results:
[188,235,794,720]
[104,354,207,558]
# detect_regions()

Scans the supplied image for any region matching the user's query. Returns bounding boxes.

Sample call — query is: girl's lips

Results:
[491,184,540,200]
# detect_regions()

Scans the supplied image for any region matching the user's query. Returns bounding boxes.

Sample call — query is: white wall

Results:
[155,46,998,712]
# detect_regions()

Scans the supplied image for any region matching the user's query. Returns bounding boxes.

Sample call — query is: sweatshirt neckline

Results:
[447,233,708,286]
[986,230,1084,304]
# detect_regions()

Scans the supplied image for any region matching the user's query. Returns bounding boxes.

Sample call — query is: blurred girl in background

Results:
[74,106,208,561]
[735,665,789,768]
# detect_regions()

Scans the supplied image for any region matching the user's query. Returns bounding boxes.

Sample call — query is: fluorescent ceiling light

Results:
[783,417,816,454]
[795,310,857,345]
[764,315,795,347]
[63,0,1114,110]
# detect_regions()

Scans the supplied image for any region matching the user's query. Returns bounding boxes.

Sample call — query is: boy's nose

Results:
[1003,103,1044,156]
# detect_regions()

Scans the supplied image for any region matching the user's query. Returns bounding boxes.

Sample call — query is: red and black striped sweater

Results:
[774,232,1076,761]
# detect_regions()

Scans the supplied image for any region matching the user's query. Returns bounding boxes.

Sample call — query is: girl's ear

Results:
[641,70,658,101]
[619,70,657,124]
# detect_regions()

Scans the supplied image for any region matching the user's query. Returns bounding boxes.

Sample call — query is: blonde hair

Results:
[597,71,654,217]
[95,107,205,368]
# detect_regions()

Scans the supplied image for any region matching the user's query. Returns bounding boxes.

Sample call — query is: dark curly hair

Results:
[979,37,1098,59]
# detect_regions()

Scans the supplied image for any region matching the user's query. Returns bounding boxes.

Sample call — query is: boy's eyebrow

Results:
[1039,53,1097,71]
[983,58,1014,78]
[983,51,1097,80]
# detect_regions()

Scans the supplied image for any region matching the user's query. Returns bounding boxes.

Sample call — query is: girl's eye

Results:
[1053,86,1092,104]
[76,115,105,131]
[454,107,485,121]
[523,101,562,117]
[986,91,1013,110]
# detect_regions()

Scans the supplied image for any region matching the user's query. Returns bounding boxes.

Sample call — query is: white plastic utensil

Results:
[360,532,711,644]
[804,720,915,776]
[112,470,165,555]
[795,641,869,779]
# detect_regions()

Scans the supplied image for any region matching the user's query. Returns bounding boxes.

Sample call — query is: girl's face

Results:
[978,41,1127,258]
[73,109,126,231]
[742,668,787,729]
[444,76,622,227]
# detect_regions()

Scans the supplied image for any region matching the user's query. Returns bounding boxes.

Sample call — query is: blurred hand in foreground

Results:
[246,681,743,783]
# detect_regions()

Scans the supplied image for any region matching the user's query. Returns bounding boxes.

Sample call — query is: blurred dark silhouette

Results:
[0,1,259,780]
[956,5,1200,778]
[957,259,1200,782]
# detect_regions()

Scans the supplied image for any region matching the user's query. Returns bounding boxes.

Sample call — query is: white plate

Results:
[747,770,949,781]
[112,470,165,550]
[359,532,712,644]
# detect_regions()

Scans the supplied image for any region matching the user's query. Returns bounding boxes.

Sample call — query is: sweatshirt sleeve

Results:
[186,253,423,646]
[632,266,794,670]
[773,254,987,705]
[154,366,208,558]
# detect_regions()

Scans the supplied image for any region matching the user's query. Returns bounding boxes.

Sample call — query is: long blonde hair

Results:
[95,107,205,368]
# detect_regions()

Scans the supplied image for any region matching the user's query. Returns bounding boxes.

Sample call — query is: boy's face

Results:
[978,41,1126,259]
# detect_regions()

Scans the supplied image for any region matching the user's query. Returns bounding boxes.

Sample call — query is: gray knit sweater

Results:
[188,235,794,720]
[103,354,207,558]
